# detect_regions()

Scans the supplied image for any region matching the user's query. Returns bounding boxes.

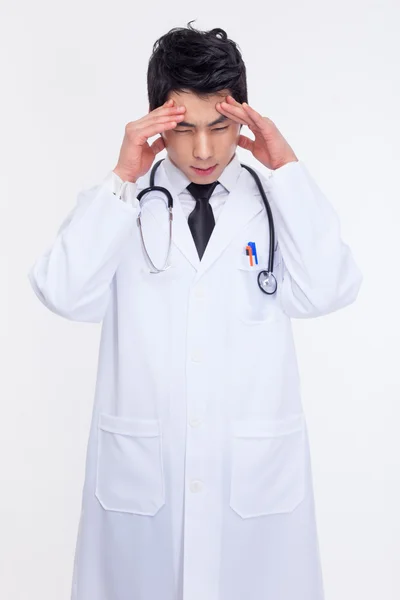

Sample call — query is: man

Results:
[28,21,362,600]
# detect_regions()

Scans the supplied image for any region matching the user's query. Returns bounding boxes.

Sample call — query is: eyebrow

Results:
[175,115,229,128]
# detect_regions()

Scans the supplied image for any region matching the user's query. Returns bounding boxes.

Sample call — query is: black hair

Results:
[147,20,248,111]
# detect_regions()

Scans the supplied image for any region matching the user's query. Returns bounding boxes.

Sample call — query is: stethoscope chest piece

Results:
[257,270,278,295]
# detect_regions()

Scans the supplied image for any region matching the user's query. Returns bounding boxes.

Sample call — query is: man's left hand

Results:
[216,95,298,171]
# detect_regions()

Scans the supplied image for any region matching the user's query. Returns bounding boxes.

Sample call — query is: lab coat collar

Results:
[162,152,242,195]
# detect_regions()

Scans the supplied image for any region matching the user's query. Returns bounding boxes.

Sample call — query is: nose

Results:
[193,133,213,162]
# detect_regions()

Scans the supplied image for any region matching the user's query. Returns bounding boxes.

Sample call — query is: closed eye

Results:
[175,126,229,133]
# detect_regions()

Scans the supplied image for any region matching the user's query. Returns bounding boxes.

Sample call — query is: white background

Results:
[2,1,399,598]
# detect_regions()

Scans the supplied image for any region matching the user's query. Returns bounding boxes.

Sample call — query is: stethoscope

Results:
[136,159,277,295]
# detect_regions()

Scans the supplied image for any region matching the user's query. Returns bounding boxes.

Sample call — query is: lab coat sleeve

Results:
[263,161,363,318]
[108,170,139,207]
[27,173,140,323]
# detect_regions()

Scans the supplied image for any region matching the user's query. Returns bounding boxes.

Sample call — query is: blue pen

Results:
[248,241,258,265]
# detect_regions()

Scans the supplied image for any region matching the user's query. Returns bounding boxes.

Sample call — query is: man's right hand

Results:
[113,99,186,182]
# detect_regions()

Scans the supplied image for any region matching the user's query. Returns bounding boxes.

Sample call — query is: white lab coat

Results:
[28,155,362,600]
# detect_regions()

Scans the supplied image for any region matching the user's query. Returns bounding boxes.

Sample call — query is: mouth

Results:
[191,165,217,176]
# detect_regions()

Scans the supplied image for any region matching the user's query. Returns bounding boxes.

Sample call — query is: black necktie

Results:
[186,181,219,259]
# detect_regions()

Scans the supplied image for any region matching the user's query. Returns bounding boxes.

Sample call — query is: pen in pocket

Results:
[246,242,258,266]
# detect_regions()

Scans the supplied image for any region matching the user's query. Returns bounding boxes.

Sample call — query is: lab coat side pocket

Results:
[95,413,165,515]
[229,413,306,518]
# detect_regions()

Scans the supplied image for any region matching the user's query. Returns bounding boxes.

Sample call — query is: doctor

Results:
[28,23,362,600]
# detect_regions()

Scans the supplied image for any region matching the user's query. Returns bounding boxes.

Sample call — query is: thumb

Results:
[150,135,165,155]
[237,134,254,152]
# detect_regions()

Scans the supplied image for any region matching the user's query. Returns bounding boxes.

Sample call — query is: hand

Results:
[113,99,186,182]
[216,95,298,170]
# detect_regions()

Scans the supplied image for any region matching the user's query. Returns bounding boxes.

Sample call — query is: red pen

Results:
[245,245,254,267]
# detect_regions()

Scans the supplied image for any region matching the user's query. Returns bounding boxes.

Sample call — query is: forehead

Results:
[166,89,230,125]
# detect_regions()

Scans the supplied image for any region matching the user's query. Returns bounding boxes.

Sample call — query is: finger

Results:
[148,98,173,115]
[160,98,174,110]
[150,135,165,155]
[242,104,277,136]
[162,99,176,111]
[139,118,180,134]
[162,98,183,111]
[215,94,241,108]
[150,107,185,121]
[225,94,243,108]
[146,99,185,119]
[134,112,185,129]
[220,98,262,131]
[242,103,270,127]
[135,120,180,141]
[217,100,255,127]
[147,105,186,120]
[237,134,255,152]
[239,107,260,131]
[146,113,185,125]
[216,102,250,127]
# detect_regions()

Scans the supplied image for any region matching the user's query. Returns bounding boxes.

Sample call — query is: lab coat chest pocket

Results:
[95,413,165,515]
[236,245,283,324]
[229,414,306,518]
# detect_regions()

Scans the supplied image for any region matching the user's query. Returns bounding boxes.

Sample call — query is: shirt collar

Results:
[162,152,242,196]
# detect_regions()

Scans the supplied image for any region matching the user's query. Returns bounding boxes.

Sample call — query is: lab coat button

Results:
[190,480,203,493]
[189,417,202,427]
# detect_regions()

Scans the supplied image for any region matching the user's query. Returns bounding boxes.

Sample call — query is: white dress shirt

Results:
[101,153,274,222]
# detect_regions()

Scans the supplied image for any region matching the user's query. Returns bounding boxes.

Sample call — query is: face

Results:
[160,89,241,183]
